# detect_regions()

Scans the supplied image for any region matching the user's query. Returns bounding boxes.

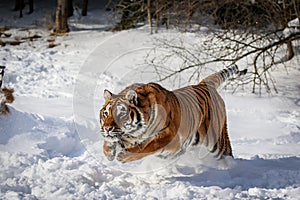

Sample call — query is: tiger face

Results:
[99,89,147,143]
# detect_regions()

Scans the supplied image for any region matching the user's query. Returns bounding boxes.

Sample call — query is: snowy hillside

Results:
[1,1,300,199]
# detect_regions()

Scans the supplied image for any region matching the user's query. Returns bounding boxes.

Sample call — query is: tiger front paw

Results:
[116,150,133,163]
[103,141,116,161]
[116,150,146,163]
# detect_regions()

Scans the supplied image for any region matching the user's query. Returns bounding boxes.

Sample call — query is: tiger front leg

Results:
[117,149,151,163]
[103,141,117,161]
[116,132,178,163]
[116,140,156,163]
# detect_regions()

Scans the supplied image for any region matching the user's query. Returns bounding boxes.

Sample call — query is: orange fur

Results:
[100,66,245,162]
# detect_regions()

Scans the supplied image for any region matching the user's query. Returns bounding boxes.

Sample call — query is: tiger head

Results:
[99,88,147,142]
[99,83,170,143]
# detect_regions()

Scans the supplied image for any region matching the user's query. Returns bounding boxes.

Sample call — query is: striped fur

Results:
[99,65,246,162]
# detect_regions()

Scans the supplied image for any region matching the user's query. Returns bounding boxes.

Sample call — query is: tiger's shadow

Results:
[174,156,300,190]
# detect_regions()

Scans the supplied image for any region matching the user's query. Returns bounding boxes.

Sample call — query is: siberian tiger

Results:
[99,65,247,163]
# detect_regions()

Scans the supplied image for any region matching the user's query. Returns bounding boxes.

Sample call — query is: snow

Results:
[1,1,300,199]
[283,18,300,38]
[288,18,300,28]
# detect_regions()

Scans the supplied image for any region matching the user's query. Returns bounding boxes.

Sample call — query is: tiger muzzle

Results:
[101,126,124,138]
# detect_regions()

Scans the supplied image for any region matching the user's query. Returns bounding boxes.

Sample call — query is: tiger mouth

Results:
[101,125,147,140]
[101,128,124,139]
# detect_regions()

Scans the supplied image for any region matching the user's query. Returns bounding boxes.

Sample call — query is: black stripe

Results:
[211,88,226,155]
[205,88,214,147]
[130,111,134,120]
[131,106,141,123]
[192,131,200,146]
[215,137,225,158]
[138,93,148,98]
[207,111,216,146]
[205,128,209,147]
[136,110,141,123]
[192,87,208,115]
[210,142,218,153]
[209,123,217,150]
[207,100,211,121]
[148,83,165,92]
[210,91,221,151]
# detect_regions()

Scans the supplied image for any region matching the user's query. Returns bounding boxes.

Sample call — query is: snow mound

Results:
[283,18,300,38]
[0,106,39,145]
[0,106,84,157]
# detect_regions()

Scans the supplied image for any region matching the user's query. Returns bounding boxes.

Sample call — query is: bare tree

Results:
[13,0,34,18]
[110,0,171,32]
[82,0,88,16]
[147,0,152,34]
[110,0,204,32]
[109,0,299,93]
[66,0,73,17]
[111,0,147,31]
[55,0,69,33]
[143,0,300,94]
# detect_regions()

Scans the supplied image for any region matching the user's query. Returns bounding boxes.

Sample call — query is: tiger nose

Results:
[104,126,113,132]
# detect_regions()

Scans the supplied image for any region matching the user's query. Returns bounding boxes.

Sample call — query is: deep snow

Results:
[0,1,300,199]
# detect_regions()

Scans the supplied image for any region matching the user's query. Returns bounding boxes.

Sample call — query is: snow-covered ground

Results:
[1,1,300,199]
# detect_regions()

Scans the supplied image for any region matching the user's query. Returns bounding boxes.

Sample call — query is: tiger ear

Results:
[125,89,138,105]
[104,89,113,101]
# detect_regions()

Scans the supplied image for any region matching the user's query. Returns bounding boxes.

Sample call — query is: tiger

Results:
[99,65,247,163]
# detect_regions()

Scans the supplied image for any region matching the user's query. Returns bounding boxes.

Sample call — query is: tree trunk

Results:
[292,0,300,21]
[82,0,88,16]
[286,40,295,60]
[155,0,159,33]
[281,0,295,61]
[19,0,23,18]
[55,0,69,33]
[28,0,34,14]
[14,0,34,17]
[14,0,24,18]
[147,0,153,34]
[67,0,73,17]
[13,0,23,11]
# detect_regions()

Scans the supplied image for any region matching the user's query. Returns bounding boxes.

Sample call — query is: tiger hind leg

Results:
[213,120,233,159]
